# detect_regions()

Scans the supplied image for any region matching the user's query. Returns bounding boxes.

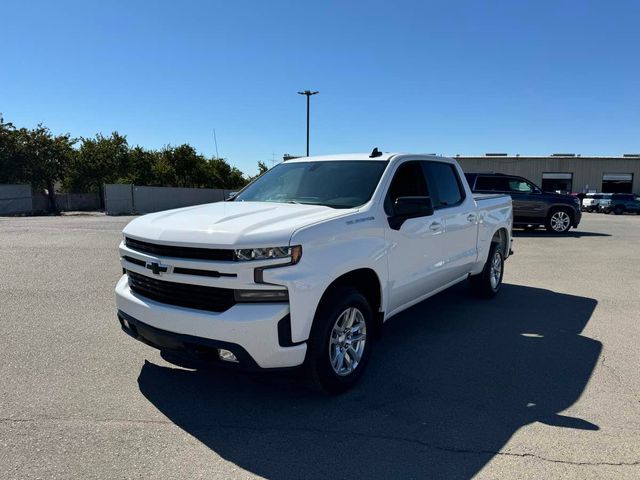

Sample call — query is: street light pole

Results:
[297,90,319,156]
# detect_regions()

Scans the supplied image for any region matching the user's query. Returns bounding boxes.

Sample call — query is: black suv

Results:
[465,173,582,233]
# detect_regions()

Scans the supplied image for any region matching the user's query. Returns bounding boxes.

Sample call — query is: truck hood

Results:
[122,201,356,248]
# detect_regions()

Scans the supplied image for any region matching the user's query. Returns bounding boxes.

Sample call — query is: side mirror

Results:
[389,196,434,230]
[226,191,239,201]
[394,196,434,216]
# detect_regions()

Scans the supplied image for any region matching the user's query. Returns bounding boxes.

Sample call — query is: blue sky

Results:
[2,0,639,175]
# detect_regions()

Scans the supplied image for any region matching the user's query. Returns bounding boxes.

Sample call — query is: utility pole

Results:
[213,128,220,159]
[297,90,319,156]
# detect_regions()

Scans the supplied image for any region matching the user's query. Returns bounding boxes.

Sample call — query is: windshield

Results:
[234,160,388,208]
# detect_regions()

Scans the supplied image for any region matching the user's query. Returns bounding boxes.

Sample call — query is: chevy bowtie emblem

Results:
[146,261,169,275]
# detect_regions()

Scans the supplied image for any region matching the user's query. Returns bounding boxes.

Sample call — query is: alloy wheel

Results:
[490,250,503,290]
[329,307,367,376]
[550,211,571,232]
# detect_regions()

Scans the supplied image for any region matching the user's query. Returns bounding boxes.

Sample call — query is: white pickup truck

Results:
[116,151,512,393]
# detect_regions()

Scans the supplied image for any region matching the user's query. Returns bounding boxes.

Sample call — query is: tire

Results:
[306,287,373,394]
[545,208,572,233]
[470,242,504,298]
[614,206,625,215]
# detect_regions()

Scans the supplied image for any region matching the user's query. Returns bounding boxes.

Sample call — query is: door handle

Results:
[467,214,477,222]
[429,222,442,231]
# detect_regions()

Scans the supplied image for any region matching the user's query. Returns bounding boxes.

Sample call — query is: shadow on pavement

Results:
[513,229,610,238]
[138,283,601,479]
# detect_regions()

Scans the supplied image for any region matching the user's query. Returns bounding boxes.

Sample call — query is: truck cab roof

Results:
[285,152,447,163]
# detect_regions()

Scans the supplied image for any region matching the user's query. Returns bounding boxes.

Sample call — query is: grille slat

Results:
[123,255,146,267]
[125,237,235,261]
[128,273,230,299]
[129,280,218,300]
[127,271,235,312]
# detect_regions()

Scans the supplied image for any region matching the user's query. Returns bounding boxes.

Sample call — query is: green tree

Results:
[64,132,129,193]
[161,144,209,187]
[205,157,247,189]
[125,146,159,186]
[25,124,76,212]
[2,116,251,201]
[257,161,269,175]
[15,125,75,212]
[1,121,76,211]
[0,118,24,184]
[245,161,270,182]
[148,147,175,186]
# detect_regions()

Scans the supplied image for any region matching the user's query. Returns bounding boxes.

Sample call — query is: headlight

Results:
[234,245,302,264]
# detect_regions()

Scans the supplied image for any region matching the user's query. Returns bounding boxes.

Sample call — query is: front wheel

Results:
[470,242,504,298]
[545,209,572,233]
[614,206,625,215]
[306,287,373,394]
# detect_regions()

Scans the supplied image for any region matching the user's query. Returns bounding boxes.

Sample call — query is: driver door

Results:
[384,161,447,315]
[503,176,546,222]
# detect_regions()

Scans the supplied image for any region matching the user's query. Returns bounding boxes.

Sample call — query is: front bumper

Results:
[573,208,582,226]
[118,310,263,369]
[115,275,307,369]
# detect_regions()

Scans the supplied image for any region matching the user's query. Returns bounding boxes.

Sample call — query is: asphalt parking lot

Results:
[1,213,639,479]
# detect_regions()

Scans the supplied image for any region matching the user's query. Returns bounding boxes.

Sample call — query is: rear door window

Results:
[474,175,510,192]
[505,177,534,193]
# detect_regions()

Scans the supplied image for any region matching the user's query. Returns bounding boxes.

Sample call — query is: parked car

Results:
[115,152,513,393]
[599,193,640,214]
[464,172,581,233]
[582,193,612,213]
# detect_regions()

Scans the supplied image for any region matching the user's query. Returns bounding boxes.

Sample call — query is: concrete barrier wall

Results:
[31,192,101,212]
[133,186,226,214]
[104,184,134,215]
[32,193,50,213]
[58,192,101,211]
[0,184,33,215]
[2,183,235,216]
[104,184,233,215]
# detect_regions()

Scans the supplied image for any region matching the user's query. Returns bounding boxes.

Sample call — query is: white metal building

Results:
[455,154,640,194]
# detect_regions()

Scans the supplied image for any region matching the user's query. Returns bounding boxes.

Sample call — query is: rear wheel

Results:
[545,208,572,233]
[614,205,625,215]
[306,287,373,394]
[470,242,504,298]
